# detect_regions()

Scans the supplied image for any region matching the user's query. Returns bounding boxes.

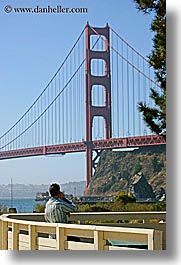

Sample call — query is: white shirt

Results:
[45,197,76,223]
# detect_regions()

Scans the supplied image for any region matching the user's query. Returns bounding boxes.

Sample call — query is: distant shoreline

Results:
[0,197,35,199]
[0,181,86,198]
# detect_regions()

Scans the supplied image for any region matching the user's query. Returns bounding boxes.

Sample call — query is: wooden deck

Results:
[0,211,166,250]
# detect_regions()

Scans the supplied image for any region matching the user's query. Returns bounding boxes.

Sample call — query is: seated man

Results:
[45,183,76,223]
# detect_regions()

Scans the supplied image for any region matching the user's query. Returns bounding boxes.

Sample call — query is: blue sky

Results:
[0,0,160,185]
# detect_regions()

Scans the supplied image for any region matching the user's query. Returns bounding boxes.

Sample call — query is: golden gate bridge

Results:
[0,23,166,188]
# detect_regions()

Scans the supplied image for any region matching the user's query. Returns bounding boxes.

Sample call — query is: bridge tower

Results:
[85,23,112,188]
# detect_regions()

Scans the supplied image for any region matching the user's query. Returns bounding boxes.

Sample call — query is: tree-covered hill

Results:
[86,145,166,199]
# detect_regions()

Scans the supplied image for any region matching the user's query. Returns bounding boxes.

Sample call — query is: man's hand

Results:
[59,191,73,204]
[59,192,65,200]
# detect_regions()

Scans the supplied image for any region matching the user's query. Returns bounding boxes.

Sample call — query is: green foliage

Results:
[134,163,142,174]
[33,201,166,225]
[76,203,110,212]
[35,203,45,213]
[152,156,163,172]
[149,201,166,211]
[77,201,166,213]
[114,191,136,204]
[0,204,8,214]
[133,0,166,135]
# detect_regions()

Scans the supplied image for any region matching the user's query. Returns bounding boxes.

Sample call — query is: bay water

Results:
[0,198,46,213]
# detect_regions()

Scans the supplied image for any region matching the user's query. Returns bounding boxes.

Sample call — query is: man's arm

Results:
[59,192,77,213]
[59,192,72,204]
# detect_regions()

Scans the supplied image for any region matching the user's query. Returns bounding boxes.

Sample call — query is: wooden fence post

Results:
[29,225,37,250]
[147,231,154,250]
[2,221,8,250]
[94,230,105,250]
[153,230,163,250]
[0,219,2,250]
[12,223,19,250]
[56,226,66,250]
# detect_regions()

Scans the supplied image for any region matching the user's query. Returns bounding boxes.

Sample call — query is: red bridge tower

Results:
[85,23,112,188]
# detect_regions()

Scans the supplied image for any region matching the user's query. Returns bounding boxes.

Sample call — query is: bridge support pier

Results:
[85,23,112,189]
[86,147,92,189]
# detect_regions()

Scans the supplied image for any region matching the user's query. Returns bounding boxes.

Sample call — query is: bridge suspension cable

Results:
[0,27,86,151]
[0,23,161,153]
[0,26,105,152]
[89,24,160,139]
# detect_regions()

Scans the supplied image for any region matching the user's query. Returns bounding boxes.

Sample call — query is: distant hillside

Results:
[61,181,86,196]
[85,145,166,199]
[0,181,86,198]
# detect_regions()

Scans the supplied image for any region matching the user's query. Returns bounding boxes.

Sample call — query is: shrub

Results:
[35,203,45,213]
[114,191,136,204]
[149,201,166,211]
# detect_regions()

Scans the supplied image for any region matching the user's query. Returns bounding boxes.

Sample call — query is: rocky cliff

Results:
[85,145,166,200]
[129,172,156,201]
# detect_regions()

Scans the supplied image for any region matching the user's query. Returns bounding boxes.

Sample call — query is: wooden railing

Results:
[0,211,166,250]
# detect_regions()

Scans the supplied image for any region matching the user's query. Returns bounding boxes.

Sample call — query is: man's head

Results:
[49,183,60,197]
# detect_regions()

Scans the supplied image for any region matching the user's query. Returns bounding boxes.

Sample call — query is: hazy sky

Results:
[0,0,163,185]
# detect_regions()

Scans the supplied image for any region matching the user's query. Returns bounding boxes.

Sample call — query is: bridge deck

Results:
[0,135,166,160]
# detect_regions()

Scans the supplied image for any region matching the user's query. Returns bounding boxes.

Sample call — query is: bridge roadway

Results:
[0,135,166,160]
